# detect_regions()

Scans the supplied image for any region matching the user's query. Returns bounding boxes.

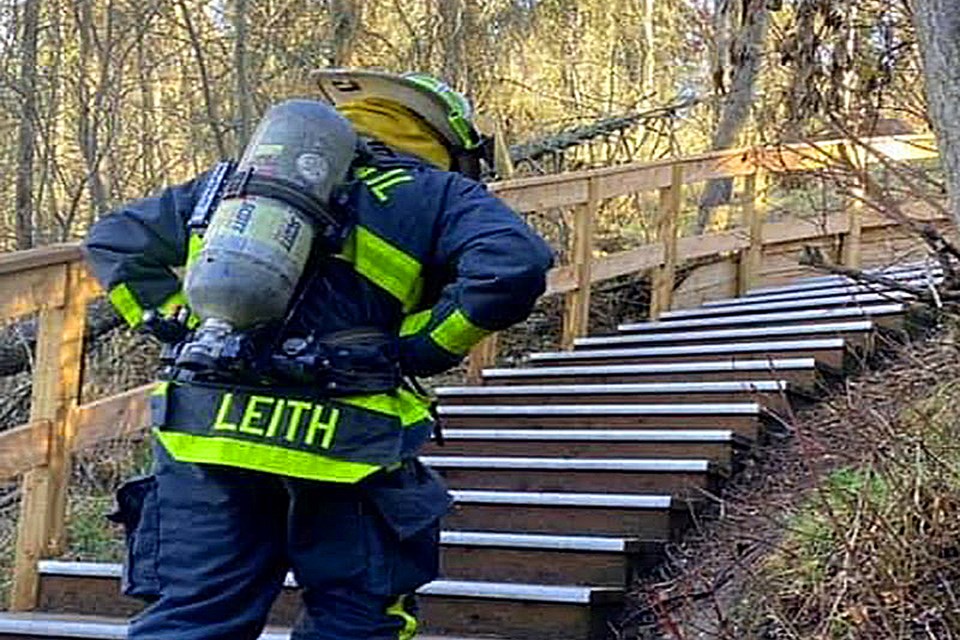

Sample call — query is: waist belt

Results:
[150,381,433,483]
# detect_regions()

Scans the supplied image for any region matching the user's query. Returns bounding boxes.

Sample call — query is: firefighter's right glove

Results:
[140,308,191,344]
[398,333,462,378]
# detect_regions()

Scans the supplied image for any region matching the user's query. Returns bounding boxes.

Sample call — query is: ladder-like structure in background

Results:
[0,135,947,639]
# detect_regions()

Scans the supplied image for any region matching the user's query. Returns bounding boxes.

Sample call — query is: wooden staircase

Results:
[0,263,937,640]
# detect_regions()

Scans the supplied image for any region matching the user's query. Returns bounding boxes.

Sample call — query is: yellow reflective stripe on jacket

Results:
[339,226,423,312]
[386,595,418,640]
[154,429,380,483]
[186,234,204,268]
[108,283,145,328]
[339,389,433,428]
[399,309,432,337]
[430,309,492,355]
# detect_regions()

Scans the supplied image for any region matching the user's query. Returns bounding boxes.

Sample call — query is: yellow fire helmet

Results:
[312,68,493,179]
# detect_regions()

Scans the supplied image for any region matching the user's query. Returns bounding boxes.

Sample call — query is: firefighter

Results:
[82,69,554,640]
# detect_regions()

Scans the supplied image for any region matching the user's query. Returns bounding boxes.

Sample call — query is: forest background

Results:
[0,0,930,256]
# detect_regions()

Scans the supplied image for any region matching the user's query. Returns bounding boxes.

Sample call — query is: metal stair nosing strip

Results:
[615,304,906,334]
[435,380,801,415]
[481,357,822,388]
[574,320,874,350]
[745,263,943,297]
[436,402,771,439]
[445,489,691,539]
[656,290,914,320]
[423,456,718,495]
[422,428,744,465]
[525,338,848,372]
[702,277,931,308]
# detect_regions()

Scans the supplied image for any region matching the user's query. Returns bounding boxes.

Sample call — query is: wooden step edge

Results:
[704,278,931,308]
[574,321,873,349]
[526,338,847,362]
[657,291,914,320]
[0,612,485,640]
[436,381,791,397]
[439,531,642,554]
[35,562,624,607]
[616,303,906,333]
[746,264,942,296]
[423,456,714,474]
[482,357,819,379]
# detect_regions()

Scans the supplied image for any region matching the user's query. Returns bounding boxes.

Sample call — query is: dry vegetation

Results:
[629,320,960,639]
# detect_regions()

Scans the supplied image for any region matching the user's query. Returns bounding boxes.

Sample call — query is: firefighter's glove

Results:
[140,308,191,344]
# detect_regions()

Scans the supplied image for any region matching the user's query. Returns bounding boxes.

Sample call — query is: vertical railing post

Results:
[11,262,87,610]
[650,164,683,319]
[737,168,768,295]
[466,334,498,385]
[842,145,865,269]
[561,177,599,349]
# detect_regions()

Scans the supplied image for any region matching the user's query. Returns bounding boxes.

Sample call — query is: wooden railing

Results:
[0,133,943,610]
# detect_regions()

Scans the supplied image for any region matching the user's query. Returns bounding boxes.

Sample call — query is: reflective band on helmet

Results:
[430,309,491,356]
[339,388,433,428]
[399,309,432,337]
[154,429,379,483]
[108,283,145,328]
[339,226,423,311]
[386,595,418,640]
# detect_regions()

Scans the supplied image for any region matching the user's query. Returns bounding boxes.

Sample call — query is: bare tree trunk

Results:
[328,0,360,67]
[75,0,109,222]
[233,0,253,151]
[697,0,771,232]
[710,0,731,126]
[783,0,817,140]
[438,0,466,90]
[15,0,40,250]
[641,0,655,95]
[177,0,228,159]
[912,0,960,228]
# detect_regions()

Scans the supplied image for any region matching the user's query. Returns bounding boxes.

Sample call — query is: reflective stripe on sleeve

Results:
[399,309,433,337]
[430,309,492,356]
[108,283,145,328]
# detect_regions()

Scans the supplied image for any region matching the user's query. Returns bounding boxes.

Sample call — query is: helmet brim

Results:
[311,68,479,151]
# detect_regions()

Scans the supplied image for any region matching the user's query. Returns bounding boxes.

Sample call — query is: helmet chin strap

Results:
[451,134,495,181]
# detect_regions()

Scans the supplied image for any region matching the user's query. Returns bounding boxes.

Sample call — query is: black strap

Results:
[222,170,349,231]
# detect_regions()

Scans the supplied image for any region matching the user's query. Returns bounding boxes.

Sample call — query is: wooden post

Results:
[841,144,865,269]
[466,333,498,385]
[561,178,599,349]
[737,169,768,295]
[11,262,88,610]
[650,164,683,319]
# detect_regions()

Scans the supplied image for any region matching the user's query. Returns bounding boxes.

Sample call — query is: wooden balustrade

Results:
[0,133,944,609]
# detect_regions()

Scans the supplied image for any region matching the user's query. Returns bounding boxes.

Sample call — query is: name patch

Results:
[211,393,340,450]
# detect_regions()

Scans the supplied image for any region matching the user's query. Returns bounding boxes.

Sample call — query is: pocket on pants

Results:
[107,475,161,601]
[362,460,452,595]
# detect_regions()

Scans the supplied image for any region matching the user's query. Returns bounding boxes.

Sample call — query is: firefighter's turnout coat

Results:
[83,152,554,484]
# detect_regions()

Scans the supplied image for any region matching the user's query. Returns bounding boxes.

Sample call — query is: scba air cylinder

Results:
[184,100,357,331]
